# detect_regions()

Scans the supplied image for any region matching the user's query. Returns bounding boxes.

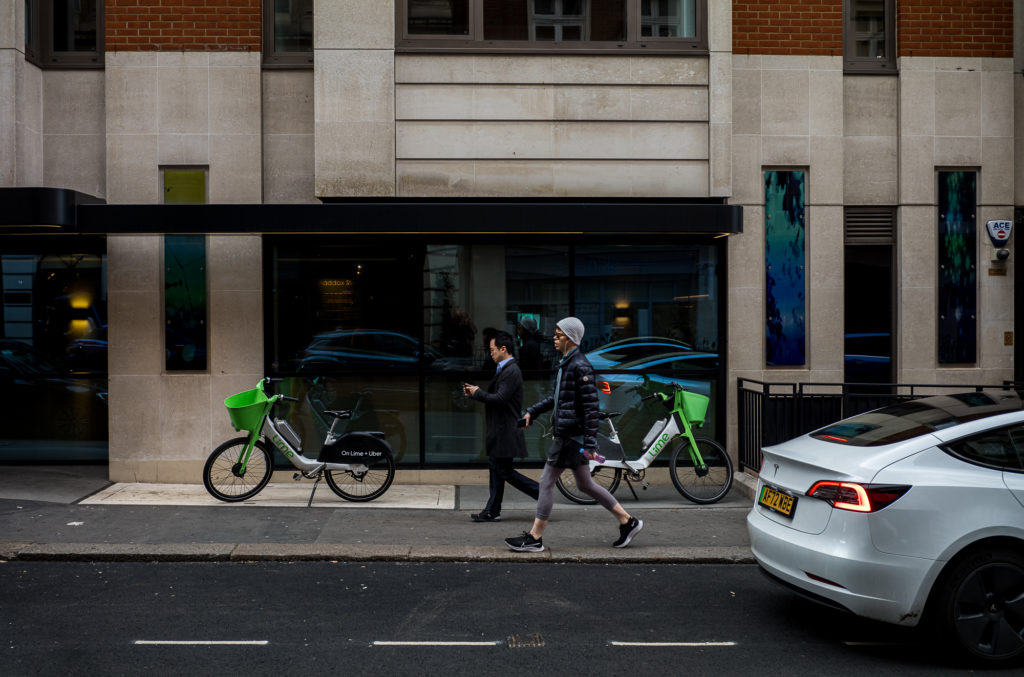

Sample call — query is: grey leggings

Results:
[536,462,619,521]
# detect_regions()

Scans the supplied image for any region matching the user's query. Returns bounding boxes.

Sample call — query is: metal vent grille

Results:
[845,207,895,244]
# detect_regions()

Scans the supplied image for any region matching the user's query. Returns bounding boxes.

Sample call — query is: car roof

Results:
[810,391,1024,447]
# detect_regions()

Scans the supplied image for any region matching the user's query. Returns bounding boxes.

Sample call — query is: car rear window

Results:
[810,392,1023,447]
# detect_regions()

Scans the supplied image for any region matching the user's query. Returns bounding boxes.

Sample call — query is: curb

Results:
[2,542,754,564]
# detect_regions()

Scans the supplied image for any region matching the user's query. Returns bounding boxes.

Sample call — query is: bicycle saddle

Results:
[323,409,352,419]
[598,411,622,420]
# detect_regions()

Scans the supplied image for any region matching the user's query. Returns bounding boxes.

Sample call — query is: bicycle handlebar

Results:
[277,395,299,403]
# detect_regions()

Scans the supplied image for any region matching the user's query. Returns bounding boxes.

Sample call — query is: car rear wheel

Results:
[935,547,1024,666]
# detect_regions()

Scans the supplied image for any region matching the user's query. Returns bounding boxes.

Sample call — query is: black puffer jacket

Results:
[526,348,600,452]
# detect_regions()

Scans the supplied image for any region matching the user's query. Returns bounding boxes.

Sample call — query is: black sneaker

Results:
[505,531,544,552]
[613,517,643,548]
[471,511,500,522]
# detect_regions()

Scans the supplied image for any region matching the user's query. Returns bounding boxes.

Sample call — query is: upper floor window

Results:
[399,0,706,52]
[844,0,895,73]
[264,0,314,68]
[25,0,104,68]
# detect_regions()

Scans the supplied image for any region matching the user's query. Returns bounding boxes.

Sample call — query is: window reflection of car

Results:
[296,330,437,372]
[295,329,474,372]
[0,340,108,443]
[844,332,892,383]
[583,337,718,450]
[66,325,108,374]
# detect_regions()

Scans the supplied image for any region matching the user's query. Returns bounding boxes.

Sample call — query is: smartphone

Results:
[517,417,527,428]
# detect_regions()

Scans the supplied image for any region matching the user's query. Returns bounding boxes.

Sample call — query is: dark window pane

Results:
[51,0,98,52]
[642,0,694,38]
[484,0,625,42]
[275,0,313,52]
[408,0,469,35]
[853,0,886,58]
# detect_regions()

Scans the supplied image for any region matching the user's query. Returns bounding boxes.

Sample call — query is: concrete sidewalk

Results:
[0,464,756,564]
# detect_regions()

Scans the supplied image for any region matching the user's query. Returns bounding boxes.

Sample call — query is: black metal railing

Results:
[736,378,1023,473]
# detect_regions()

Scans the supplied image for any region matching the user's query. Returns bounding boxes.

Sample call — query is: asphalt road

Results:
[1,561,1006,676]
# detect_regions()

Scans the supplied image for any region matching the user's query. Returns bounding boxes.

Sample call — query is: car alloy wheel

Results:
[939,548,1024,664]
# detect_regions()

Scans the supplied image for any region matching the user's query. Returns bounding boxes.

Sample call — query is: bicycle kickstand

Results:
[623,475,640,501]
[306,470,324,508]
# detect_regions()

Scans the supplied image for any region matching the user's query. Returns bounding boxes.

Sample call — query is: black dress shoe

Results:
[471,511,501,522]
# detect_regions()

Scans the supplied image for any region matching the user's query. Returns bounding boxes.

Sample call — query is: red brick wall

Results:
[898,1,1012,58]
[732,1,1013,58]
[106,0,261,52]
[733,1,843,55]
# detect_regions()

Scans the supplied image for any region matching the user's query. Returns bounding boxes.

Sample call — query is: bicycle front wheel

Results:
[325,454,396,502]
[669,437,733,504]
[556,466,622,505]
[203,437,274,502]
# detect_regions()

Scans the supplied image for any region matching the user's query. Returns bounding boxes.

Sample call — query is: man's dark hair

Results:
[492,330,517,356]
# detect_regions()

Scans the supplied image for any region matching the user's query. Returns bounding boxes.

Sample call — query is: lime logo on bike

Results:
[648,433,671,457]
[270,434,294,458]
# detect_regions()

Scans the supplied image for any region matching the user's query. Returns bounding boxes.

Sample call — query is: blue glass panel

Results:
[765,170,806,366]
[164,235,207,371]
[937,171,977,364]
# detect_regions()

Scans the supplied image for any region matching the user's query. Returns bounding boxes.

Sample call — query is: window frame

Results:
[843,0,896,74]
[397,0,707,54]
[25,0,104,69]
[943,424,1024,473]
[263,0,314,69]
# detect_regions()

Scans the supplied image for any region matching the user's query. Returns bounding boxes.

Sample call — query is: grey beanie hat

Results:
[556,316,585,346]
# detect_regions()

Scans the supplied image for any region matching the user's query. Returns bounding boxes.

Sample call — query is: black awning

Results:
[0,187,105,233]
[1,189,743,237]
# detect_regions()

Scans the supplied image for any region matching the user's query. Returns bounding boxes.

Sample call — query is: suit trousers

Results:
[484,456,540,515]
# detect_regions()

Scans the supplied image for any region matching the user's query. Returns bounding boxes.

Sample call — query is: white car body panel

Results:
[748,399,1024,630]
[869,448,1024,559]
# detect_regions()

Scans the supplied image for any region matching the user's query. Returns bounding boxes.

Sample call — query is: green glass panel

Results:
[165,235,207,371]
[163,170,206,205]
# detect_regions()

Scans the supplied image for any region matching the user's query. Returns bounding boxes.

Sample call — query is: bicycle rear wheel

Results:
[669,437,733,504]
[203,437,274,502]
[555,466,622,505]
[325,454,396,502]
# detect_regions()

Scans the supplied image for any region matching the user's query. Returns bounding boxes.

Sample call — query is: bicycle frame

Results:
[231,383,370,477]
[590,388,706,473]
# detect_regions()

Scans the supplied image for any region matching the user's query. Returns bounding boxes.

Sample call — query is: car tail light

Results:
[807,482,910,512]
[598,381,612,394]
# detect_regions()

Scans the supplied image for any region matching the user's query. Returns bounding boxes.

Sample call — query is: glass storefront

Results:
[0,239,108,461]
[267,238,723,467]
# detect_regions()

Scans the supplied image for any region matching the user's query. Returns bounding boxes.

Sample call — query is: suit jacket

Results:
[470,358,528,459]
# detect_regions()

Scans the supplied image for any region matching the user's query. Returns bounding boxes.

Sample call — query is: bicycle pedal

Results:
[292,473,302,481]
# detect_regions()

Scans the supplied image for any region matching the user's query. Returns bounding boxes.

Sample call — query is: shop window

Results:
[266,239,722,467]
[162,168,208,372]
[25,0,104,68]
[843,0,895,74]
[399,0,706,52]
[264,0,314,68]
[0,243,108,461]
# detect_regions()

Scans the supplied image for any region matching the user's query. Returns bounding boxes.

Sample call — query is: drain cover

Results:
[506,633,545,648]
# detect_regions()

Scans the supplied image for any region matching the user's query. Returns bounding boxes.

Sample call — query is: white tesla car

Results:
[747,391,1024,666]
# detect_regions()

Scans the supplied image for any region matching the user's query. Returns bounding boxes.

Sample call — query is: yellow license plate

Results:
[759,485,797,518]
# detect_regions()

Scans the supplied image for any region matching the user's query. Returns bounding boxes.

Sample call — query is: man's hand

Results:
[522,412,532,428]
[463,383,479,396]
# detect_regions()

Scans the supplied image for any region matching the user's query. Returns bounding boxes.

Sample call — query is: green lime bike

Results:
[202,378,396,504]
[556,383,733,505]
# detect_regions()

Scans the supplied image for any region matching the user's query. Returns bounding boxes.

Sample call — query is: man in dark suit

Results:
[462,330,539,522]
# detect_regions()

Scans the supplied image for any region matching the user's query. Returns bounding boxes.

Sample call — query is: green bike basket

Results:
[680,390,709,425]
[224,387,270,433]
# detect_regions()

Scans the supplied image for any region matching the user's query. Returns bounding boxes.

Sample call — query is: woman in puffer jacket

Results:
[504,317,643,553]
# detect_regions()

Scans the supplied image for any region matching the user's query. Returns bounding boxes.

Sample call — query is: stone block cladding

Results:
[732,0,1012,58]
[105,0,262,52]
